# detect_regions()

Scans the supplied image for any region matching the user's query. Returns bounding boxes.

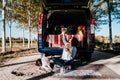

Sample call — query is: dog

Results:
[39,53,52,72]
[36,58,42,66]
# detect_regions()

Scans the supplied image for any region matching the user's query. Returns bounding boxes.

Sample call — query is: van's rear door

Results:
[44,0,89,7]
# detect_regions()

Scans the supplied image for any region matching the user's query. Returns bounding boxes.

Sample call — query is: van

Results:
[38,0,95,61]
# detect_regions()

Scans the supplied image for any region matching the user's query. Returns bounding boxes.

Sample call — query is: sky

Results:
[0,21,37,39]
[95,21,120,38]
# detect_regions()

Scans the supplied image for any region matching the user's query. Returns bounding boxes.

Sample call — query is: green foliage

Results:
[5,0,44,29]
[89,0,120,28]
[95,36,104,49]
[0,0,2,8]
[95,35,120,50]
[95,39,104,46]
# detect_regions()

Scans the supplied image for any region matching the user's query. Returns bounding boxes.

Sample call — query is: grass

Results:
[0,44,38,65]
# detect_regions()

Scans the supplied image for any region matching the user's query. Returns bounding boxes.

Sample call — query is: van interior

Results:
[43,9,89,48]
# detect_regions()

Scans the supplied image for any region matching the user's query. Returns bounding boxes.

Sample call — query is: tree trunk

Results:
[8,21,12,50]
[2,0,6,53]
[27,1,31,49]
[22,25,25,47]
[31,27,33,46]
[107,0,113,50]
[28,27,31,48]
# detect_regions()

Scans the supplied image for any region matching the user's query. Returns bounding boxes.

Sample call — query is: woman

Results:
[51,36,78,69]
[76,25,84,48]
[77,25,84,42]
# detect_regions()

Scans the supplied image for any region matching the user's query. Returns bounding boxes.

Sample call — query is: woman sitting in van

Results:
[76,25,84,48]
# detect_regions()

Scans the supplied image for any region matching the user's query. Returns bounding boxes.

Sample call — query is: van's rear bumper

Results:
[38,48,63,55]
[38,47,94,55]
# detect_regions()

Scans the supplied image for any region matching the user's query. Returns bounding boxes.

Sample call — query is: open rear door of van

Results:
[44,0,89,7]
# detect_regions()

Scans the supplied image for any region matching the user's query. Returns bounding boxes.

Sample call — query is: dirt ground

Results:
[0,53,43,80]
[0,51,120,80]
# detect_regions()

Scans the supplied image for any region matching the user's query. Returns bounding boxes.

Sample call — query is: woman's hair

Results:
[71,37,78,46]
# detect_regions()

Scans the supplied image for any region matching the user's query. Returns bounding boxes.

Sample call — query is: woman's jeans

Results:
[51,57,73,67]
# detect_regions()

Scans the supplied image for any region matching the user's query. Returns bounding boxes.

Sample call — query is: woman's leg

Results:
[51,57,65,67]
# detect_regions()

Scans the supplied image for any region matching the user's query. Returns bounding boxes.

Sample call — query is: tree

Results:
[89,0,120,26]
[11,0,43,48]
[0,0,43,52]
[89,0,120,49]
[7,20,13,50]
[4,0,43,49]
[1,0,6,53]
[22,24,25,47]
[6,0,15,50]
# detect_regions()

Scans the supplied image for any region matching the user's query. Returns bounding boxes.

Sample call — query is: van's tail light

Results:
[90,17,94,34]
[38,11,44,48]
[39,11,44,27]
[38,11,44,34]
[38,11,43,34]
[39,11,43,25]
[90,17,95,47]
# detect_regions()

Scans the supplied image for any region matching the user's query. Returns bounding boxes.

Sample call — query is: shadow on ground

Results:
[26,51,120,80]
[0,60,36,68]
[6,50,119,80]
